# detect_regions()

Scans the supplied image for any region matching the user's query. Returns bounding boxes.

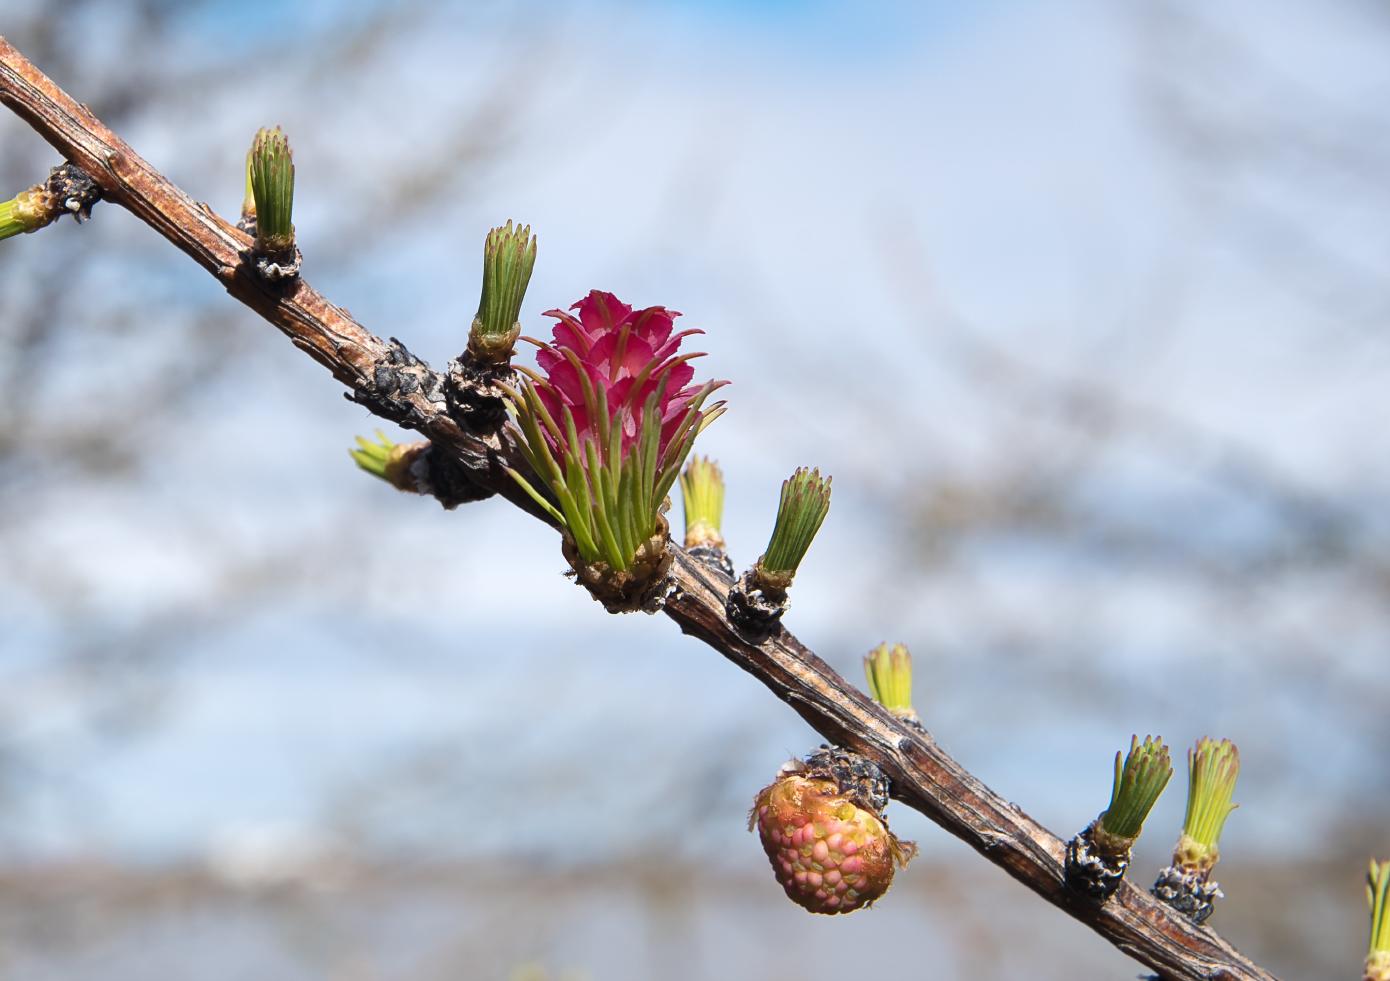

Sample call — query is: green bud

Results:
[468,220,535,363]
[1097,735,1172,845]
[863,642,918,722]
[1173,736,1239,872]
[249,127,295,254]
[1368,860,1390,981]
[0,200,24,241]
[349,430,427,493]
[758,467,831,582]
[0,185,56,241]
[680,456,726,549]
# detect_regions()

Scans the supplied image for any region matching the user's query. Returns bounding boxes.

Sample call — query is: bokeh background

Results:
[2,0,1389,978]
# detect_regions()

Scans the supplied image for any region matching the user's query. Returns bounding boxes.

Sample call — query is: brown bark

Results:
[0,35,1278,981]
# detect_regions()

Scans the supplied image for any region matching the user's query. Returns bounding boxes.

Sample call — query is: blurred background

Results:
[1,0,1388,977]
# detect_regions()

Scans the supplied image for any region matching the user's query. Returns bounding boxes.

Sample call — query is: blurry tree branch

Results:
[0,34,1283,981]
[869,200,1390,606]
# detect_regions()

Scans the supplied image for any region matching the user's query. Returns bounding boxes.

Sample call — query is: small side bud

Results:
[349,431,429,493]
[1368,859,1390,981]
[248,127,300,282]
[863,643,921,728]
[1066,735,1172,902]
[0,163,101,242]
[468,220,535,364]
[680,456,733,575]
[726,468,831,637]
[1151,737,1239,923]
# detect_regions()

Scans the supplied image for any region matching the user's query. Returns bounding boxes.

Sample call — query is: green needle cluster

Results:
[1174,736,1240,870]
[863,643,917,721]
[680,456,726,547]
[1098,735,1173,842]
[350,430,398,481]
[0,187,50,241]
[1369,860,1390,969]
[0,197,31,241]
[249,127,295,253]
[759,467,831,578]
[473,221,536,352]
[349,430,422,492]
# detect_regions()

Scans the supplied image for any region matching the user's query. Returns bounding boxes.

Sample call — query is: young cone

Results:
[863,643,921,728]
[502,290,727,612]
[1151,737,1239,924]
[1066,735,1172,901]
[726,468,831,636]
[1366,859,1390,981]
[247,126,299,281]
[680,456,733,575]
[750,748,915,915]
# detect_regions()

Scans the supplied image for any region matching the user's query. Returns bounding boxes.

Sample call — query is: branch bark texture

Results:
[0,35,1278,981]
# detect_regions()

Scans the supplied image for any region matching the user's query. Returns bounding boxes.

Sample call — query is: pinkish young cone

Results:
[530,290,716,463]
[750,767,915,915]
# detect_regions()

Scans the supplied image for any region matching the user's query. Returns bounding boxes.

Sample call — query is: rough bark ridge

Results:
[0,36,1278,981]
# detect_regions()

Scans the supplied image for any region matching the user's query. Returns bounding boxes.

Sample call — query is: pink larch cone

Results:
[750,755,915,915]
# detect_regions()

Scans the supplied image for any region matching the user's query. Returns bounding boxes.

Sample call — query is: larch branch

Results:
[0,34,1278,981]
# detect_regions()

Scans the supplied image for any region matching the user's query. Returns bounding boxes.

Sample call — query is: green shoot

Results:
[759,467,831,578]
[249,127,294,253]
[1174,736,1239,870]
[0,187,50,241]
[350,430,422,491]
[680,456,726,548]
[1369,859,1390,976]
[0,198,28,240]
[474,221,536,346]
[863,642,917,721]
[1098,735,1172,843]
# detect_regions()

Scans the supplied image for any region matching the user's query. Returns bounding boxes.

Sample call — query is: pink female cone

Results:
[750,762,915,915]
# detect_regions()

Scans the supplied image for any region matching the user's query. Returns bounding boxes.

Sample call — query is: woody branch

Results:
[0,34,1277,981]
